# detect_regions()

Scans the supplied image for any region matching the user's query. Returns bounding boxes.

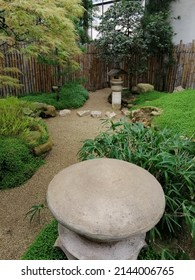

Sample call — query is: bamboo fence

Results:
[1,41,195,97]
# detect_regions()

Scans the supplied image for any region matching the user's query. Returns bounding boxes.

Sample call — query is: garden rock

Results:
[77,110,90,117]
[105,111,116,119]
[33,138,53,156]
[131,106,162,127]
[173,85,185,92]
[33,102,57,118]
[90,111,102,118]
[59,109,71,117]
[43,105,56,118]
[132,83,154,94]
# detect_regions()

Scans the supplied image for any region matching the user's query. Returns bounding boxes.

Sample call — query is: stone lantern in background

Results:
[108,66,127,110]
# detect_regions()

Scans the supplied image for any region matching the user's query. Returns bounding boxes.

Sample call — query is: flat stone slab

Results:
[47,158,165,242]
[90,111,102,118]
[59,109,71,116]
[105,111,117,119]
[77,110,90,117]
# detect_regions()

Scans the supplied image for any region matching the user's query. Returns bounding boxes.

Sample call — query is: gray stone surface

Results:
[173,85,185,92]
[105,111,117,119]
[90,111,102,118]
[59,109,71,116]
[77,110,90,117]
[47,158,165,241]
[133,83,154,94]
[55,224,146,260]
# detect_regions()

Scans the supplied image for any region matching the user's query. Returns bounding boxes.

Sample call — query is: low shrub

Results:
[20,82,89,110]
[0,137,44,189]
[78,120,195,257]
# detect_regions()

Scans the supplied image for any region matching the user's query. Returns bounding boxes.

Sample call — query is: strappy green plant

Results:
[25,204,45,224]
[78,120,195,251]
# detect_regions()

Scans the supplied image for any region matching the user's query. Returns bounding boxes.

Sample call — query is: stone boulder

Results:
[132,83,154,94]
[59,109,71,117]
[173,85,185,93]
[33,138,53,156]
[32,102,57,118]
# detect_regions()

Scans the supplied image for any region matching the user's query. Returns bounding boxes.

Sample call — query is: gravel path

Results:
[0,88,125,260]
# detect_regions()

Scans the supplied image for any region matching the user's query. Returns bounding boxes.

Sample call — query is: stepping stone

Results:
[90,111,102,118]
[59,109,71,116]
[105,111,117,119]
[77,110,90,117]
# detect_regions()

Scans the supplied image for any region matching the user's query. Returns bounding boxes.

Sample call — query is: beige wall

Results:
[171,0,195,44]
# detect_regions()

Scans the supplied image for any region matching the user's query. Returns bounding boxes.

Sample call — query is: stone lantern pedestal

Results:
[47,158,165,260]
[110,78,123,110]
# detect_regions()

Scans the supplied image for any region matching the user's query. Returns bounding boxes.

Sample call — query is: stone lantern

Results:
[108,67,127,110]
[47,158,165,260]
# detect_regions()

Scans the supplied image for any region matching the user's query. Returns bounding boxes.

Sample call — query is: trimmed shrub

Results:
[20,82,89,110]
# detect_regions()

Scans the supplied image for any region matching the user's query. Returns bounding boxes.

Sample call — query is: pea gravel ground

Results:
[0,88,125,260]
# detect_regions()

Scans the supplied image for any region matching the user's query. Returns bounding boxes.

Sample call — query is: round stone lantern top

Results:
[47,158,165,242]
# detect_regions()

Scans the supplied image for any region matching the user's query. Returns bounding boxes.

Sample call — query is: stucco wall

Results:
[171,0,195,44]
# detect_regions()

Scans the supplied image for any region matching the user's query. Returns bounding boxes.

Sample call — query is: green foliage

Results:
[96,0,175,77]
[0,137,44,189]
[96,0,144,65]
[0,0,84,87]
[21,82,89,110]
[78,121,195,249]
[25,204,46,224]
[0,97,49,147]
[133,89,195,137]
[146,0,177,14]
[142,11,174,55]
[0,97,32,138]
[76,0,93,44]
[22,220,66,260]
[139,243,189,260]
[0,67,23,88]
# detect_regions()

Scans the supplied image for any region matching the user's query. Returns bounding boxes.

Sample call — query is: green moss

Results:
[0,137,44,189]
[132,89,195,137]
[22,220,66,260]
